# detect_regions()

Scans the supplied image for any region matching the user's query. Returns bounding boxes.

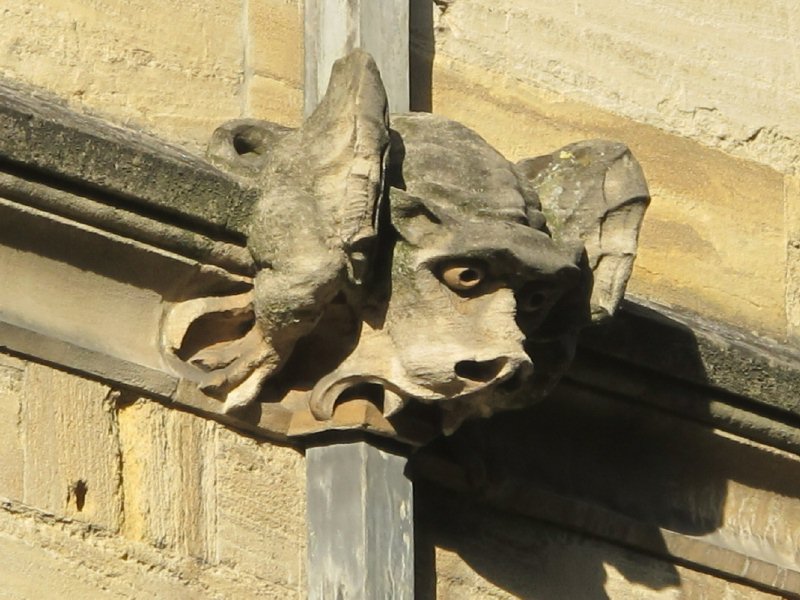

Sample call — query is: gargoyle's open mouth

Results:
[308,363,531,430]
[309,375,409,421]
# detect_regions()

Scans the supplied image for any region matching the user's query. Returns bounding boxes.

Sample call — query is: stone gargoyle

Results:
[159,50,649,446]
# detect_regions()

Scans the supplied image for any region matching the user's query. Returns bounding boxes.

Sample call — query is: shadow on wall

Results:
[410,303,800,598]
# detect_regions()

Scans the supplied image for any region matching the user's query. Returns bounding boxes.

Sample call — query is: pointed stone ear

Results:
[517,141,650,322]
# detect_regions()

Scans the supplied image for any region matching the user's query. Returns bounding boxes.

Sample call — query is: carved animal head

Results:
[165,50,648,444]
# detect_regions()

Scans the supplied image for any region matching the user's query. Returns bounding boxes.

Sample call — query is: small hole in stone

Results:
[72,479,87,512]
[232,129,263,156]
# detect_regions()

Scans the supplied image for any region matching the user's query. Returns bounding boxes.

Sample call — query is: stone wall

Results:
[0,353,307,598]
[1,1,799,598]
[0,0,304,152]
[420,0,799,342]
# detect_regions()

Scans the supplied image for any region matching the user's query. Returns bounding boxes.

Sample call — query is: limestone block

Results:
[0,353,24,501]
[787,174,800,340]
[246,74,303,127]
[430,0,800,172]
[215,426,305,596]
[20,363,122,531]
[248,0,303,86]
[0,498,300,598]
[117,400,217,561]
[431,61,787,339]
[0,0,244,149]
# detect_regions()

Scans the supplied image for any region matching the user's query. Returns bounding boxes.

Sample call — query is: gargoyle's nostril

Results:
[455,358,506,383]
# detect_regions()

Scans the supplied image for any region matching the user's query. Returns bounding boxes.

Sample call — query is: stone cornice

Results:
[0,78,258,243]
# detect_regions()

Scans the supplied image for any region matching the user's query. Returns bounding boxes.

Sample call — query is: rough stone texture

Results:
[249,0,303,85]
[0,0,304,149]
[246,74,304,128]
[161,52,648,442]
[579,299,800,424]
[0,497,300,599]
[414,388,800,597]
[20,362,123,532]
[118,401,217,561]
[0,79,259,238]
[421,496,786,600]
[0,0,243,151]
[431,0,800,173]
[117,398,307,594]
[0,356,308,598]
[247,0,304,125]
[0,3,798,598]
[0,353,24,501]
[787,174,800,341]
[433,543,784,600]
[214,426,306,594]
[429,60,788,340]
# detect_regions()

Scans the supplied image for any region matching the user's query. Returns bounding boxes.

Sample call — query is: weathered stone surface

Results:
[580,299,800,422]
[0,78,259,237]
[118,400,217,560]
[412,362,800,597]
[0,353,24,501]
[20,363,122,531]
[0,197,247,376]
[0,0,243,150]
[429,0,800,173]
[0,322,178,401]
[432,542,784,600]
[423,498,785,600]
[215,427,306,594]
[248,0,304,88]
[787,174,800,341]
[247,74,304,129]
[518,141,649,321]
[0,497,300,599]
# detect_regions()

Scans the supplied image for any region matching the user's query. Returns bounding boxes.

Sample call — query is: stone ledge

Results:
[582,298,800,421]
[0,78,258,238]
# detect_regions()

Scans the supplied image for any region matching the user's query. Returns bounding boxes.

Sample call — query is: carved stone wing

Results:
[517,141,650,321]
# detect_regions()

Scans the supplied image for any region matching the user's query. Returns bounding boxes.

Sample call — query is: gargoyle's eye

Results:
[441,264,485,292]
[518,285,551,313]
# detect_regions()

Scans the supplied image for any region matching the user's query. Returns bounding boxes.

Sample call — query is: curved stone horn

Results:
[248,49,391,286]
